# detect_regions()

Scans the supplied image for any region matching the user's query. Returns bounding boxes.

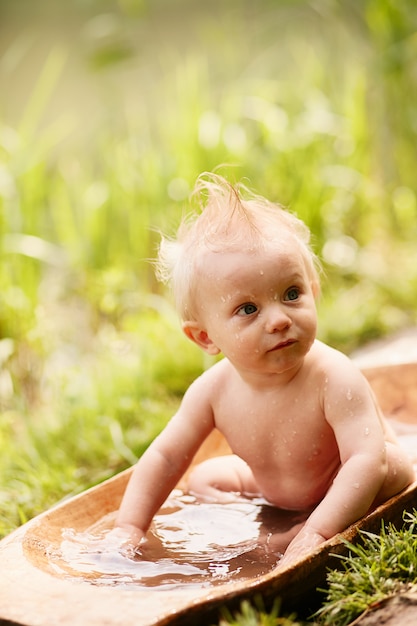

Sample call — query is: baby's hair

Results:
[156,173,320,320]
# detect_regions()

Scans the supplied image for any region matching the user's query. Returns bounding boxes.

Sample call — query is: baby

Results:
[115,173,414,566]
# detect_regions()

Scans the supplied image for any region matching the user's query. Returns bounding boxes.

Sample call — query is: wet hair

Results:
[156,173,320,321]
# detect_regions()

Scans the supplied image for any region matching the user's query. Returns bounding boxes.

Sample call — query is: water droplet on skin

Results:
[364,427,370,436]
[346,389,353,400]
[353,482,360,489]
[259,270,264,275]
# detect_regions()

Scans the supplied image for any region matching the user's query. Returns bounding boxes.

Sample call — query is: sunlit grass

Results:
[0,301,200,536]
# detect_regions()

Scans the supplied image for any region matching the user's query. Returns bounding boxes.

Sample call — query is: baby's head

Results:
[156,173,320,322]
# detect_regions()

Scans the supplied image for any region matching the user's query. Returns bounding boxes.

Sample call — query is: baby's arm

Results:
[115,375,215,544]
[280,357,412,566]
[280,450,385,566]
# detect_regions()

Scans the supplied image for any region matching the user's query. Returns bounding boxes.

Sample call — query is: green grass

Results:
[1,1,417,624]
[216,597,306,626]
[0,301,205,534]
[315,511,417,626]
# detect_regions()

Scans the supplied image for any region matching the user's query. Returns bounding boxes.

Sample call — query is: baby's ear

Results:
[311,278,321,299]
[182,321,221,355]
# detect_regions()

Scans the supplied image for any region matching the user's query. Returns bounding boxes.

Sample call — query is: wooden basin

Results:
[1,336,417,625]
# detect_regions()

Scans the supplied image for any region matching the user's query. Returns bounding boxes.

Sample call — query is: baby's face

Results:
[193,240,318,378]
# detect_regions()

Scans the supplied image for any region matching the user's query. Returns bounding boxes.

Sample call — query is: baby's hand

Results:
[278,527,327,569]
[104,525,146,558]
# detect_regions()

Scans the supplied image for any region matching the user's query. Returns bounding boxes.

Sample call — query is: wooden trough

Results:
[1,332,417,626]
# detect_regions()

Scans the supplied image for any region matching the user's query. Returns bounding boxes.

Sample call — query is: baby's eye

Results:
[237,303,258,316]
[284,287,300,301]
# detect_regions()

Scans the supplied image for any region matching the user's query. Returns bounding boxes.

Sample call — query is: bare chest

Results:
[213,382,336,468]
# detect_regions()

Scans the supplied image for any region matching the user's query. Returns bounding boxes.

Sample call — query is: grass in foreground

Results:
[216,597,306,626]
[315,510,417,626]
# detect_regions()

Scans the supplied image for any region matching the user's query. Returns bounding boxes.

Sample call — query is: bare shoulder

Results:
[166,360,232,437]
[311,340,374,406]
[312,339,364,380]
[181,358,232,406]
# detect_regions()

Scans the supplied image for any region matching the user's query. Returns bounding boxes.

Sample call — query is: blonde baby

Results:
[115,174,414,565]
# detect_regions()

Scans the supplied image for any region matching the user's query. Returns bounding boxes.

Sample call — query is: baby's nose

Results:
[265,304,292,333]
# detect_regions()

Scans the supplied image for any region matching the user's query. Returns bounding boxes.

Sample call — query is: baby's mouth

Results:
[268,339,296,352]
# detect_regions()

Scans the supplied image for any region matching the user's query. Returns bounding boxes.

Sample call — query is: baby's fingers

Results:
[103,526,145,558]
[278,528,326,568]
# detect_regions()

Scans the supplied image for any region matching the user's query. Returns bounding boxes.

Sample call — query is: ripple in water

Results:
[47,490,307,590]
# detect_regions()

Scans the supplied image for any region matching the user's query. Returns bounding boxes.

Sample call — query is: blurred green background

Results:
[1,0,417,535]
